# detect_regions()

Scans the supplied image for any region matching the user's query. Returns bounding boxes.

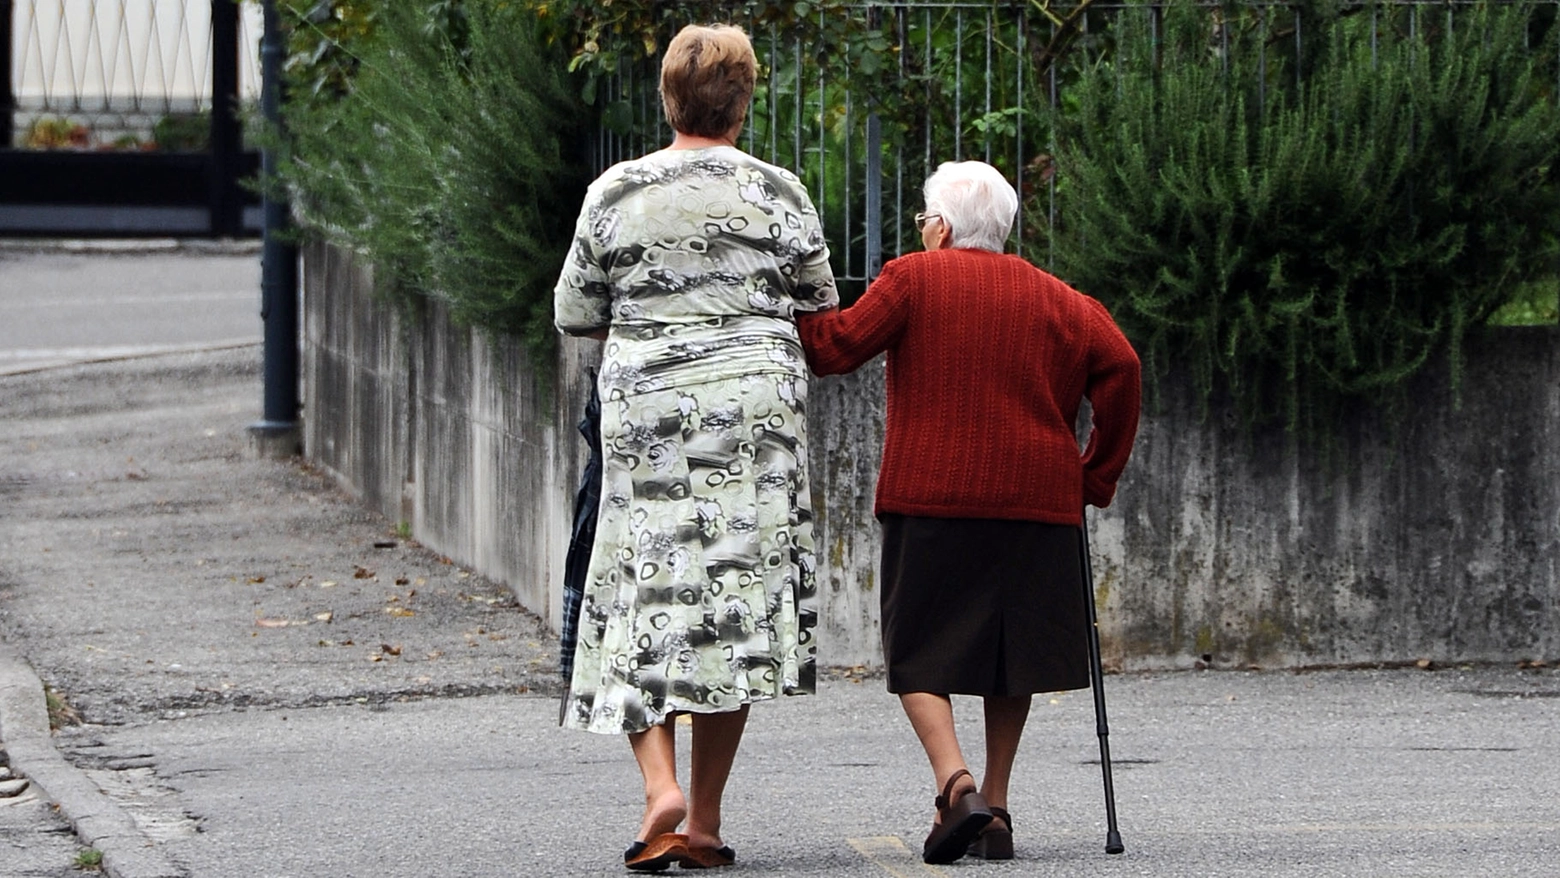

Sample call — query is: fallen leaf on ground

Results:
[247,576,266,584]
[314,612,333,623]
[395,577,410,586]
[320,581,338,588]
[381,643,402,656]
[255,618,298,628]
[353,566,375,579]
[386,607,415,618]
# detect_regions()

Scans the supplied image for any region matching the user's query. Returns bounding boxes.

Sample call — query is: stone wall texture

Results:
[303,241,1560,669]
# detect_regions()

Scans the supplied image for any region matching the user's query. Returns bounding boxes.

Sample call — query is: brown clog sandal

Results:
[967,806,1014,859]
[624,832,690,872]
[921,768,993,864]
[678,843,737,869]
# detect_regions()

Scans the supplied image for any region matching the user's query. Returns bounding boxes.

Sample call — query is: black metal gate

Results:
[0,0,260,237]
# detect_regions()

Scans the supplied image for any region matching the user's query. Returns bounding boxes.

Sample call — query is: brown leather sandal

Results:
[624,832,690,872]
[967,806,1014,859]
[678,843,737,869]
[921,768,993,864]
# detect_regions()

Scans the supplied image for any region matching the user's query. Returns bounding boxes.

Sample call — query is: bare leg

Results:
[980,695,1032,829]
[685,705,751,849]
[900,692,977,819]
[628,722,687,842]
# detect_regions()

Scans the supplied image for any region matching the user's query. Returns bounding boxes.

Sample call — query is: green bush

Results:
[1053,0,1560,436]
[152,112,210,151]
[281,1,588,361]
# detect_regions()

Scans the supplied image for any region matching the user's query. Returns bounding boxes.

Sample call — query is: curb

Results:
[0,238,261,256]
[0,339,262,378]
[0,641,184,878]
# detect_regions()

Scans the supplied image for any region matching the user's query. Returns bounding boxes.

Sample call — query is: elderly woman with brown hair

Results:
[553,23,837,873]
[798,160,1141,864]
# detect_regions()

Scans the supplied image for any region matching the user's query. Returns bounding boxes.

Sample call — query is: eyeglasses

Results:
[914,211,942,231]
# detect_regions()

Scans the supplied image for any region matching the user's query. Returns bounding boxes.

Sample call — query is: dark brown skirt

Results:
[879,514,1090,696]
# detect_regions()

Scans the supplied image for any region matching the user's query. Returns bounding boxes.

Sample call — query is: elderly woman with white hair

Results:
[798,160,1141,864]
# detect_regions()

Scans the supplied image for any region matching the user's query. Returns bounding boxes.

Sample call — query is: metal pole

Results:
[865,5,882,279]
[1,0,14,148]
[209,0,243,236]
[249,0,300,457]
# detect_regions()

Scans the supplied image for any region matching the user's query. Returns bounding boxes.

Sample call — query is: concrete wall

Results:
[301,241,598,632]
[302,242,1559,668]
[1101,328,1560,669]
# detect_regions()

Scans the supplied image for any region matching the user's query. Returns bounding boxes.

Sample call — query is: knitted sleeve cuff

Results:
[1083,470,1117,509]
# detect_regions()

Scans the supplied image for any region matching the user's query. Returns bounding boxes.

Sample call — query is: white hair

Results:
[922,161,1019,253]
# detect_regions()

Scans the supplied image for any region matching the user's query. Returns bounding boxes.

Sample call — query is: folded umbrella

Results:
[558,370,601,722]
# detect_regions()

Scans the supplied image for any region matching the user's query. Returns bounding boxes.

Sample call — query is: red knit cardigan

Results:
[797,248,1142,525]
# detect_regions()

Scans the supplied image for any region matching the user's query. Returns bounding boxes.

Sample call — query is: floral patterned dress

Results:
[554,146,838,734]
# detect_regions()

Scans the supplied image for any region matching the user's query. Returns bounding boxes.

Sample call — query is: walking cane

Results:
[1079,510,1125,854]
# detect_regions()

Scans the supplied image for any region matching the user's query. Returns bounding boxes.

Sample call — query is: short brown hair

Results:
[660,25,757,139]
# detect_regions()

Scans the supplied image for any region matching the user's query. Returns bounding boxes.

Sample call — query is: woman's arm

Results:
[796,258,914,375]
[554,189,614,337]
[1079,298,1142,508]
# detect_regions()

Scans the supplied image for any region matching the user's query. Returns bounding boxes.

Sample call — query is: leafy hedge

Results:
[275,0,1560,434]
[279,0,588,361]
[1052,0,1560,435]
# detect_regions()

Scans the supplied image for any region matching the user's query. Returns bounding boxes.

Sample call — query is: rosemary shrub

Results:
[280,1,588,362]
[1053,0,1560,436]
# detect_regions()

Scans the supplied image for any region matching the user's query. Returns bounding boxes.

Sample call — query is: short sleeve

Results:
[788,186,839,313]
[553,188,613,336]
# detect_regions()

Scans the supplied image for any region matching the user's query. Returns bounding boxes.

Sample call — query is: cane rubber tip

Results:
[1105,831,1125,855]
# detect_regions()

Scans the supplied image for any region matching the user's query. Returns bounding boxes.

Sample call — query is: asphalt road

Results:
[48,669,1560,878]
[0,242,260,375]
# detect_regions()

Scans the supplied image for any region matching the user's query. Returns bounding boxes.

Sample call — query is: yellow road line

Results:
[847,836,945,878]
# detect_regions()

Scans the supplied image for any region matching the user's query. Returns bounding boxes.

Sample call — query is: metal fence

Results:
[593,2,1042,288]
[592,0,1560,289]
[3,0,265,149]
[1,0,264,236]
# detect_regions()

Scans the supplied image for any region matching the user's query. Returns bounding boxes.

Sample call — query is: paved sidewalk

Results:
[2,348,1559,878]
